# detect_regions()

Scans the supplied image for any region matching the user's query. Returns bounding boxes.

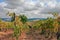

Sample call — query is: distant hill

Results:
[28,18,47,21]
[1,18,11,22]
[1,18,47,22]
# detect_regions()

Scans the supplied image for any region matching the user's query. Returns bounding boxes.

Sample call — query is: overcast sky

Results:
[0,0,60,18]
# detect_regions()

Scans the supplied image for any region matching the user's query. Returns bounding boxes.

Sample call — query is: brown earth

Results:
[0,29,57,40]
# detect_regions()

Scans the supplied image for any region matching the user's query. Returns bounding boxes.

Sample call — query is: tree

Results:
[48,12,58,19]
[7,12,21,40]
[19,15,29,32]
[19,15,28,24]
[7,12,15,22]
[7,12,16,26]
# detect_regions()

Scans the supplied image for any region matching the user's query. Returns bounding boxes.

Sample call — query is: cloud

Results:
[0,2,10,18]
[4,0,25,9]
[0,0,60,18]
[0,2,7,7]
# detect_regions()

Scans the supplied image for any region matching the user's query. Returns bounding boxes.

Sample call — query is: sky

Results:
[0,0,3,2]
[0,0,60,18]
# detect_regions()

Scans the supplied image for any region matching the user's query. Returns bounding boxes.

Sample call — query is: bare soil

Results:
[0,29,57,40]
